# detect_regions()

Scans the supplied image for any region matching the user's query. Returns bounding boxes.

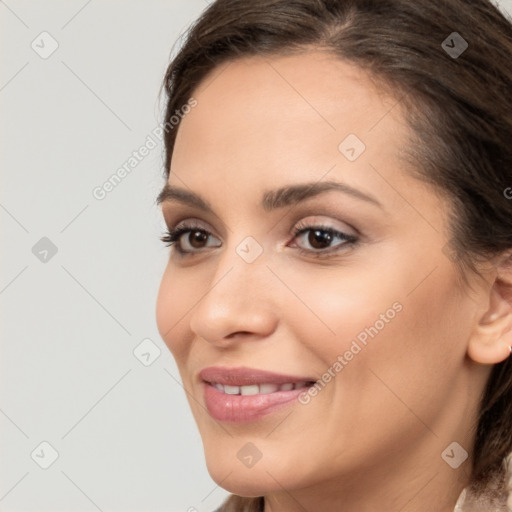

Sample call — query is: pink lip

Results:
[199,366,315,386]
[203,382,310,423]
[199,366,316,423]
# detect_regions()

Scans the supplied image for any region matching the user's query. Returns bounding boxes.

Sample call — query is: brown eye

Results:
[306,229,334,249]
[160,222,358,258]
[291,224,358,257]
[160,225,221,254]
[187,230,209,249]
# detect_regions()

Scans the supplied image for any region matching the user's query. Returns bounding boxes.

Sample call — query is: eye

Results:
[160,221,358,257]
[289,223,358,257]
[160,222,221,255]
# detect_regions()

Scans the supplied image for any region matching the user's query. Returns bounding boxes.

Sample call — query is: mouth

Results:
[199,365,317,388]
[206,380,315,395]
[199,366,317,423]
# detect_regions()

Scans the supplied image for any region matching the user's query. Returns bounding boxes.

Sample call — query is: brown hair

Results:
[159,0,512,509]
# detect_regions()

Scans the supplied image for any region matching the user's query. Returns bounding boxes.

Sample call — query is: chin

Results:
[205,443,305,497]
[206,467,272,497]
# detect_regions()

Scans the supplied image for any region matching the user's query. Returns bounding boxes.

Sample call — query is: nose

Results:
[188,250,279,347]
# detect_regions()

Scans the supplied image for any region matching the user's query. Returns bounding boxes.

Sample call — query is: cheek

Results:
[345,266,470,419]
[285,260,467,410]
[281,264,401,361]
[279,266,466,456]
[155,267,193,362]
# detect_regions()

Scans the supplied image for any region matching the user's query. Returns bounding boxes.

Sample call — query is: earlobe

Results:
[467,285,512,365]
[468,339,512,365]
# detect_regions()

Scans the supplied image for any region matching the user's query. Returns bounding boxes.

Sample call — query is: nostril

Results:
[226,331,252,338]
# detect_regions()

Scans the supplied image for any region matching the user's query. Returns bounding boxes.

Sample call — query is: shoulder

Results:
[455,454,512,511]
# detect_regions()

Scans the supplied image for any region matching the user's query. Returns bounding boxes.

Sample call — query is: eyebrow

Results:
[156,180,383,212]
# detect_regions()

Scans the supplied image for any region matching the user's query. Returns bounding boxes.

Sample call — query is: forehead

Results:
[169,50,411,204]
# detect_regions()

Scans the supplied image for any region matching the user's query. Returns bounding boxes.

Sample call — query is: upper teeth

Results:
[212,381,309,395]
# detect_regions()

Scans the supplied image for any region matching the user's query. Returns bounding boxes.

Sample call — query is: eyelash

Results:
[160,221,358,258]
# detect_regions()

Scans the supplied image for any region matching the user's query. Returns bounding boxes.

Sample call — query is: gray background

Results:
[1,1,228,511]
[1,1,512,511]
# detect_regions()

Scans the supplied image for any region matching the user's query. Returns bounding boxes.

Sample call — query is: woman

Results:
[155,0,512,510]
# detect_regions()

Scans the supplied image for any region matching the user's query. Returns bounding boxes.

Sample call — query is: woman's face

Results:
[156,51,488,502]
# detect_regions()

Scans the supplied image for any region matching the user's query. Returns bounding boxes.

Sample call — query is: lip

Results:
[199,366,316,423]
[203,382,312,423]
[199,366,315,387]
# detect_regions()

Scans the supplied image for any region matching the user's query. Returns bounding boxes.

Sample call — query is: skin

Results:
[155,50,512,512]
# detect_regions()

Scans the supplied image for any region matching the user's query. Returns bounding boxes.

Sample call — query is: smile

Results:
[210,381,314,395]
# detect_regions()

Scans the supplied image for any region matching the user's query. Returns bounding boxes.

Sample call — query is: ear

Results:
[467,252,512,365]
